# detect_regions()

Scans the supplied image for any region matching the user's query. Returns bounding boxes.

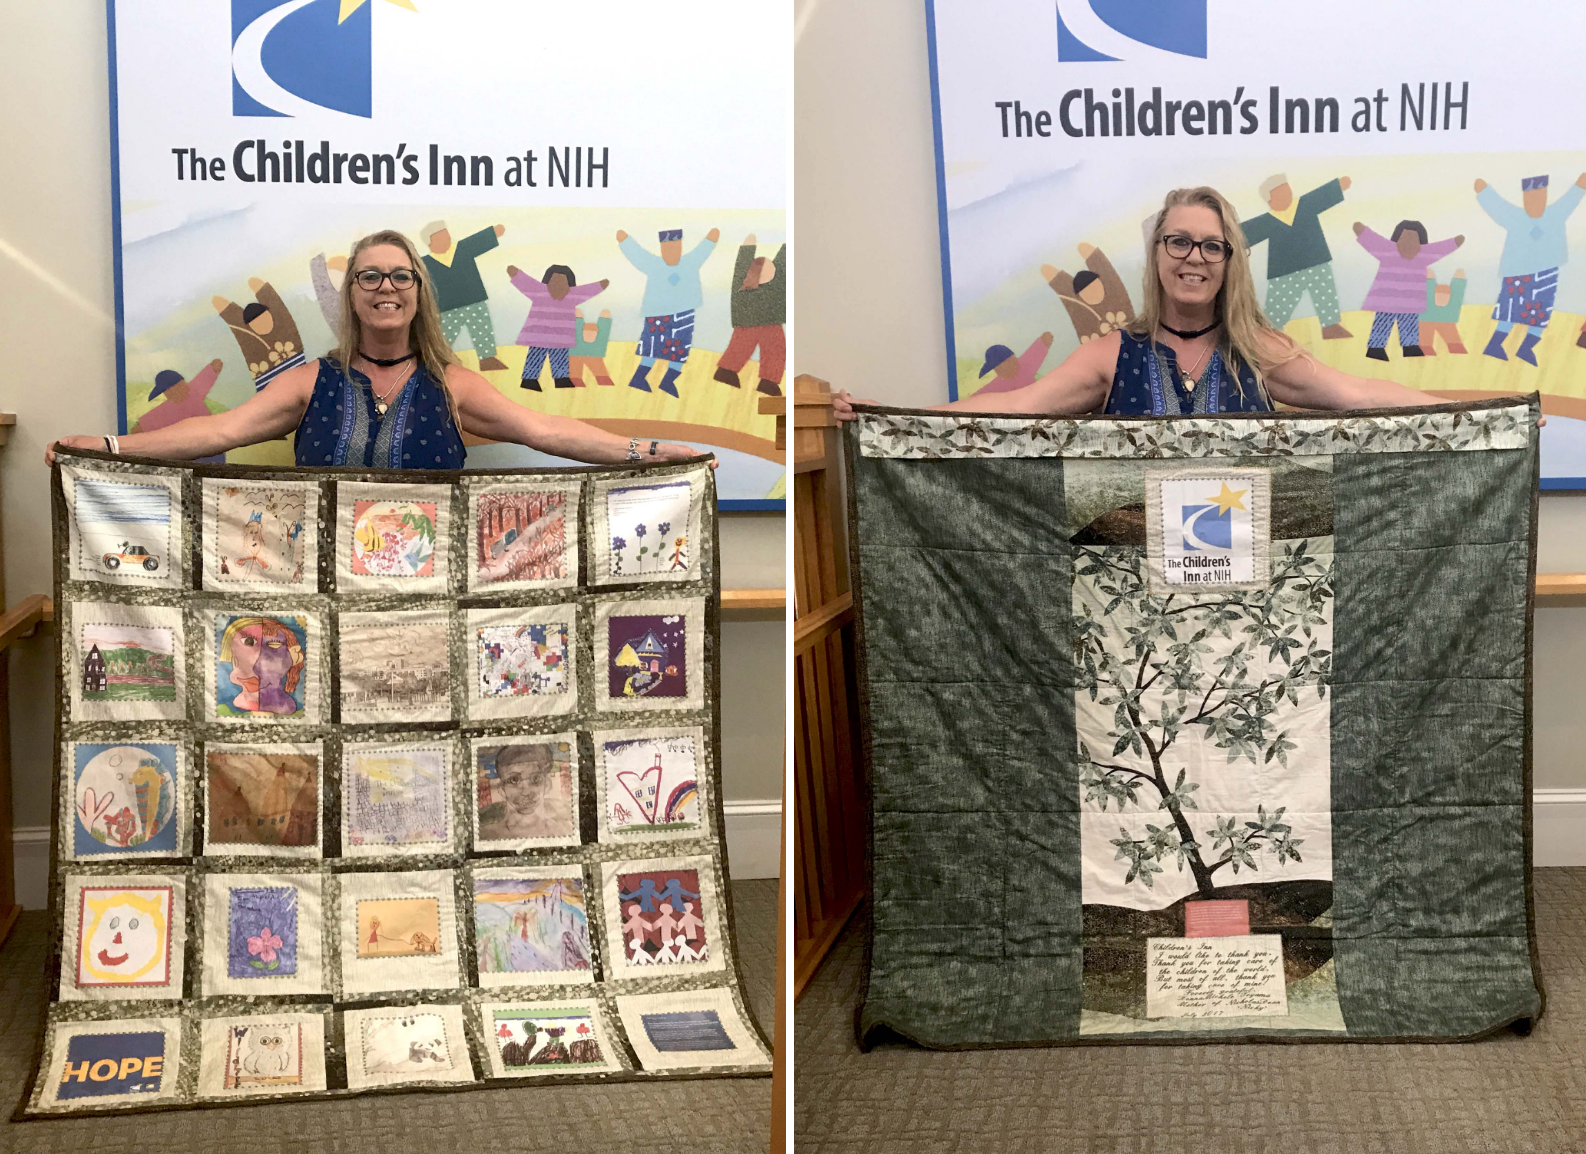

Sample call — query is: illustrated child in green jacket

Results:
[1420,269,1468,355]
[570,309,615,387]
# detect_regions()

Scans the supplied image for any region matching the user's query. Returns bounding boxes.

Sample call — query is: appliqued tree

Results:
[1073,541,1332,897]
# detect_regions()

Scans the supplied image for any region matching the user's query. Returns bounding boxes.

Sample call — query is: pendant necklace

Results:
[360,352,413,416]
[367,366,405,416]
[1160,328,1214,392]
[1179,342,1213,391]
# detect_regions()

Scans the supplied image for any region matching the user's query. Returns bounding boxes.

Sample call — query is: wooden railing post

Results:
[792,376,866,996]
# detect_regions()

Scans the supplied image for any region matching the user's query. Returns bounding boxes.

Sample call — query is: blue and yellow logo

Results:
[231,0,416,119]
[1180,482,1245,553]
[1056,0,1207,63]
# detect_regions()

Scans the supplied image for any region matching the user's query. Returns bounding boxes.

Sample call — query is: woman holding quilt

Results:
[47,230,708,469]
[832,186,1538,422]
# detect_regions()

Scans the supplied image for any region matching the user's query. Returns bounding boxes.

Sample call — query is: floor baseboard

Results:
[1535,788,1586,867]
[9,800,785,910]
[723,800,782,881]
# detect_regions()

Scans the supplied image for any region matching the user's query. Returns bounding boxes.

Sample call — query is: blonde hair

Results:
[1129,186,1307,404]
[335,229,460,424]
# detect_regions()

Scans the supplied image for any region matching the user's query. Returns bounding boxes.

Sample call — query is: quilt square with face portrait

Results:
[69,742,184,860]
[212,612,315,722]
[473,737,579,849]
[70,884,176,994]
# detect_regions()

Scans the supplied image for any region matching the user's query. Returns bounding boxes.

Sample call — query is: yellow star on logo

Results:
[1205,482,1247,515]
[339,0,418,24]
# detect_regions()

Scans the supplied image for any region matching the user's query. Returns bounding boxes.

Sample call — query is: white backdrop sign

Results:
[110,0,788,506]
[927,0,1586,486]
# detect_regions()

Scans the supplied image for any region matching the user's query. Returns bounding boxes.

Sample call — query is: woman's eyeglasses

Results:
[353,268,419,291]
[1160,235,1231,263]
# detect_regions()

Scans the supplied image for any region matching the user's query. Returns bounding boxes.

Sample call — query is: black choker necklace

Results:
[1159,321,1221,340]
[359,349,416,367]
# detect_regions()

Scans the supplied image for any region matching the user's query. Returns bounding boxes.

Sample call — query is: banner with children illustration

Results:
[106,0,787,507]
[928,0,1586,486]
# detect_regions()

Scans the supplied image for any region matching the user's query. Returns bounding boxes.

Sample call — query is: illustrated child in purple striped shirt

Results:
[506,264,610,390]
[1352,219,1463,361]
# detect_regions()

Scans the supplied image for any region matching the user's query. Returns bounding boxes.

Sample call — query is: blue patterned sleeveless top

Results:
[1104,331,1272,415]
[294,359,467,469]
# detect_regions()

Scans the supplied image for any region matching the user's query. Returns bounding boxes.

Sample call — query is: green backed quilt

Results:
[848,397,1543,1046]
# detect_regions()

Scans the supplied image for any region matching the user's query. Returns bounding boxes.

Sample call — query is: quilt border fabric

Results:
[845,396,1544,1050]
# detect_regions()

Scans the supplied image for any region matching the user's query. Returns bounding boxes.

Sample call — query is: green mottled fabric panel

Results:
[854,457,1082,1045]
[1330,450,1540,1036]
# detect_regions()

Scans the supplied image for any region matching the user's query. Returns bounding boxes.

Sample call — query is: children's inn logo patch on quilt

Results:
[1146,468,1271,593]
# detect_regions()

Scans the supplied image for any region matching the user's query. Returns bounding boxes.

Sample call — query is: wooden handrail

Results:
[721,588,787,612]
[1537,574,1586,599]
[794,592,853,655]
[0,594,50,652]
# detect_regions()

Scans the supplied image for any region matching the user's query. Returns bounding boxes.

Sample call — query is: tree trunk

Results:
[1146,745,1217,898]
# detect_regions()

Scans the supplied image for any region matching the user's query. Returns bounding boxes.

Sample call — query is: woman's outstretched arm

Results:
[446,364,712,465]
[47,362,318,464]
[833,332,1116,421]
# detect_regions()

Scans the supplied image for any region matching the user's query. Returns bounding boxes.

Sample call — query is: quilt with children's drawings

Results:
[16,449,768,1120]
[846,396,1543,1049]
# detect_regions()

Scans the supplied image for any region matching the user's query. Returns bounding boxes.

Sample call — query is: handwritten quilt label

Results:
[1145,934,1288,1019]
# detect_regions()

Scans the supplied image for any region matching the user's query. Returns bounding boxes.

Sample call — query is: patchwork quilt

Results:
[17,449,769,1119]
[847,397,1544,1047]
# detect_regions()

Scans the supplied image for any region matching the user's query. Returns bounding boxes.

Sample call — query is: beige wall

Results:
[0,2,784,833]
[795,0,1586,789]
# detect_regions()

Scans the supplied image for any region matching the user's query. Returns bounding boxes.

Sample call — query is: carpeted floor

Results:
[0,878,775,1154]
[796,868,1586,1154]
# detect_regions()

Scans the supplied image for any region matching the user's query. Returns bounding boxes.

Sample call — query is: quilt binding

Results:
[15,448,771,1121]
[843,395,1545,1050]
